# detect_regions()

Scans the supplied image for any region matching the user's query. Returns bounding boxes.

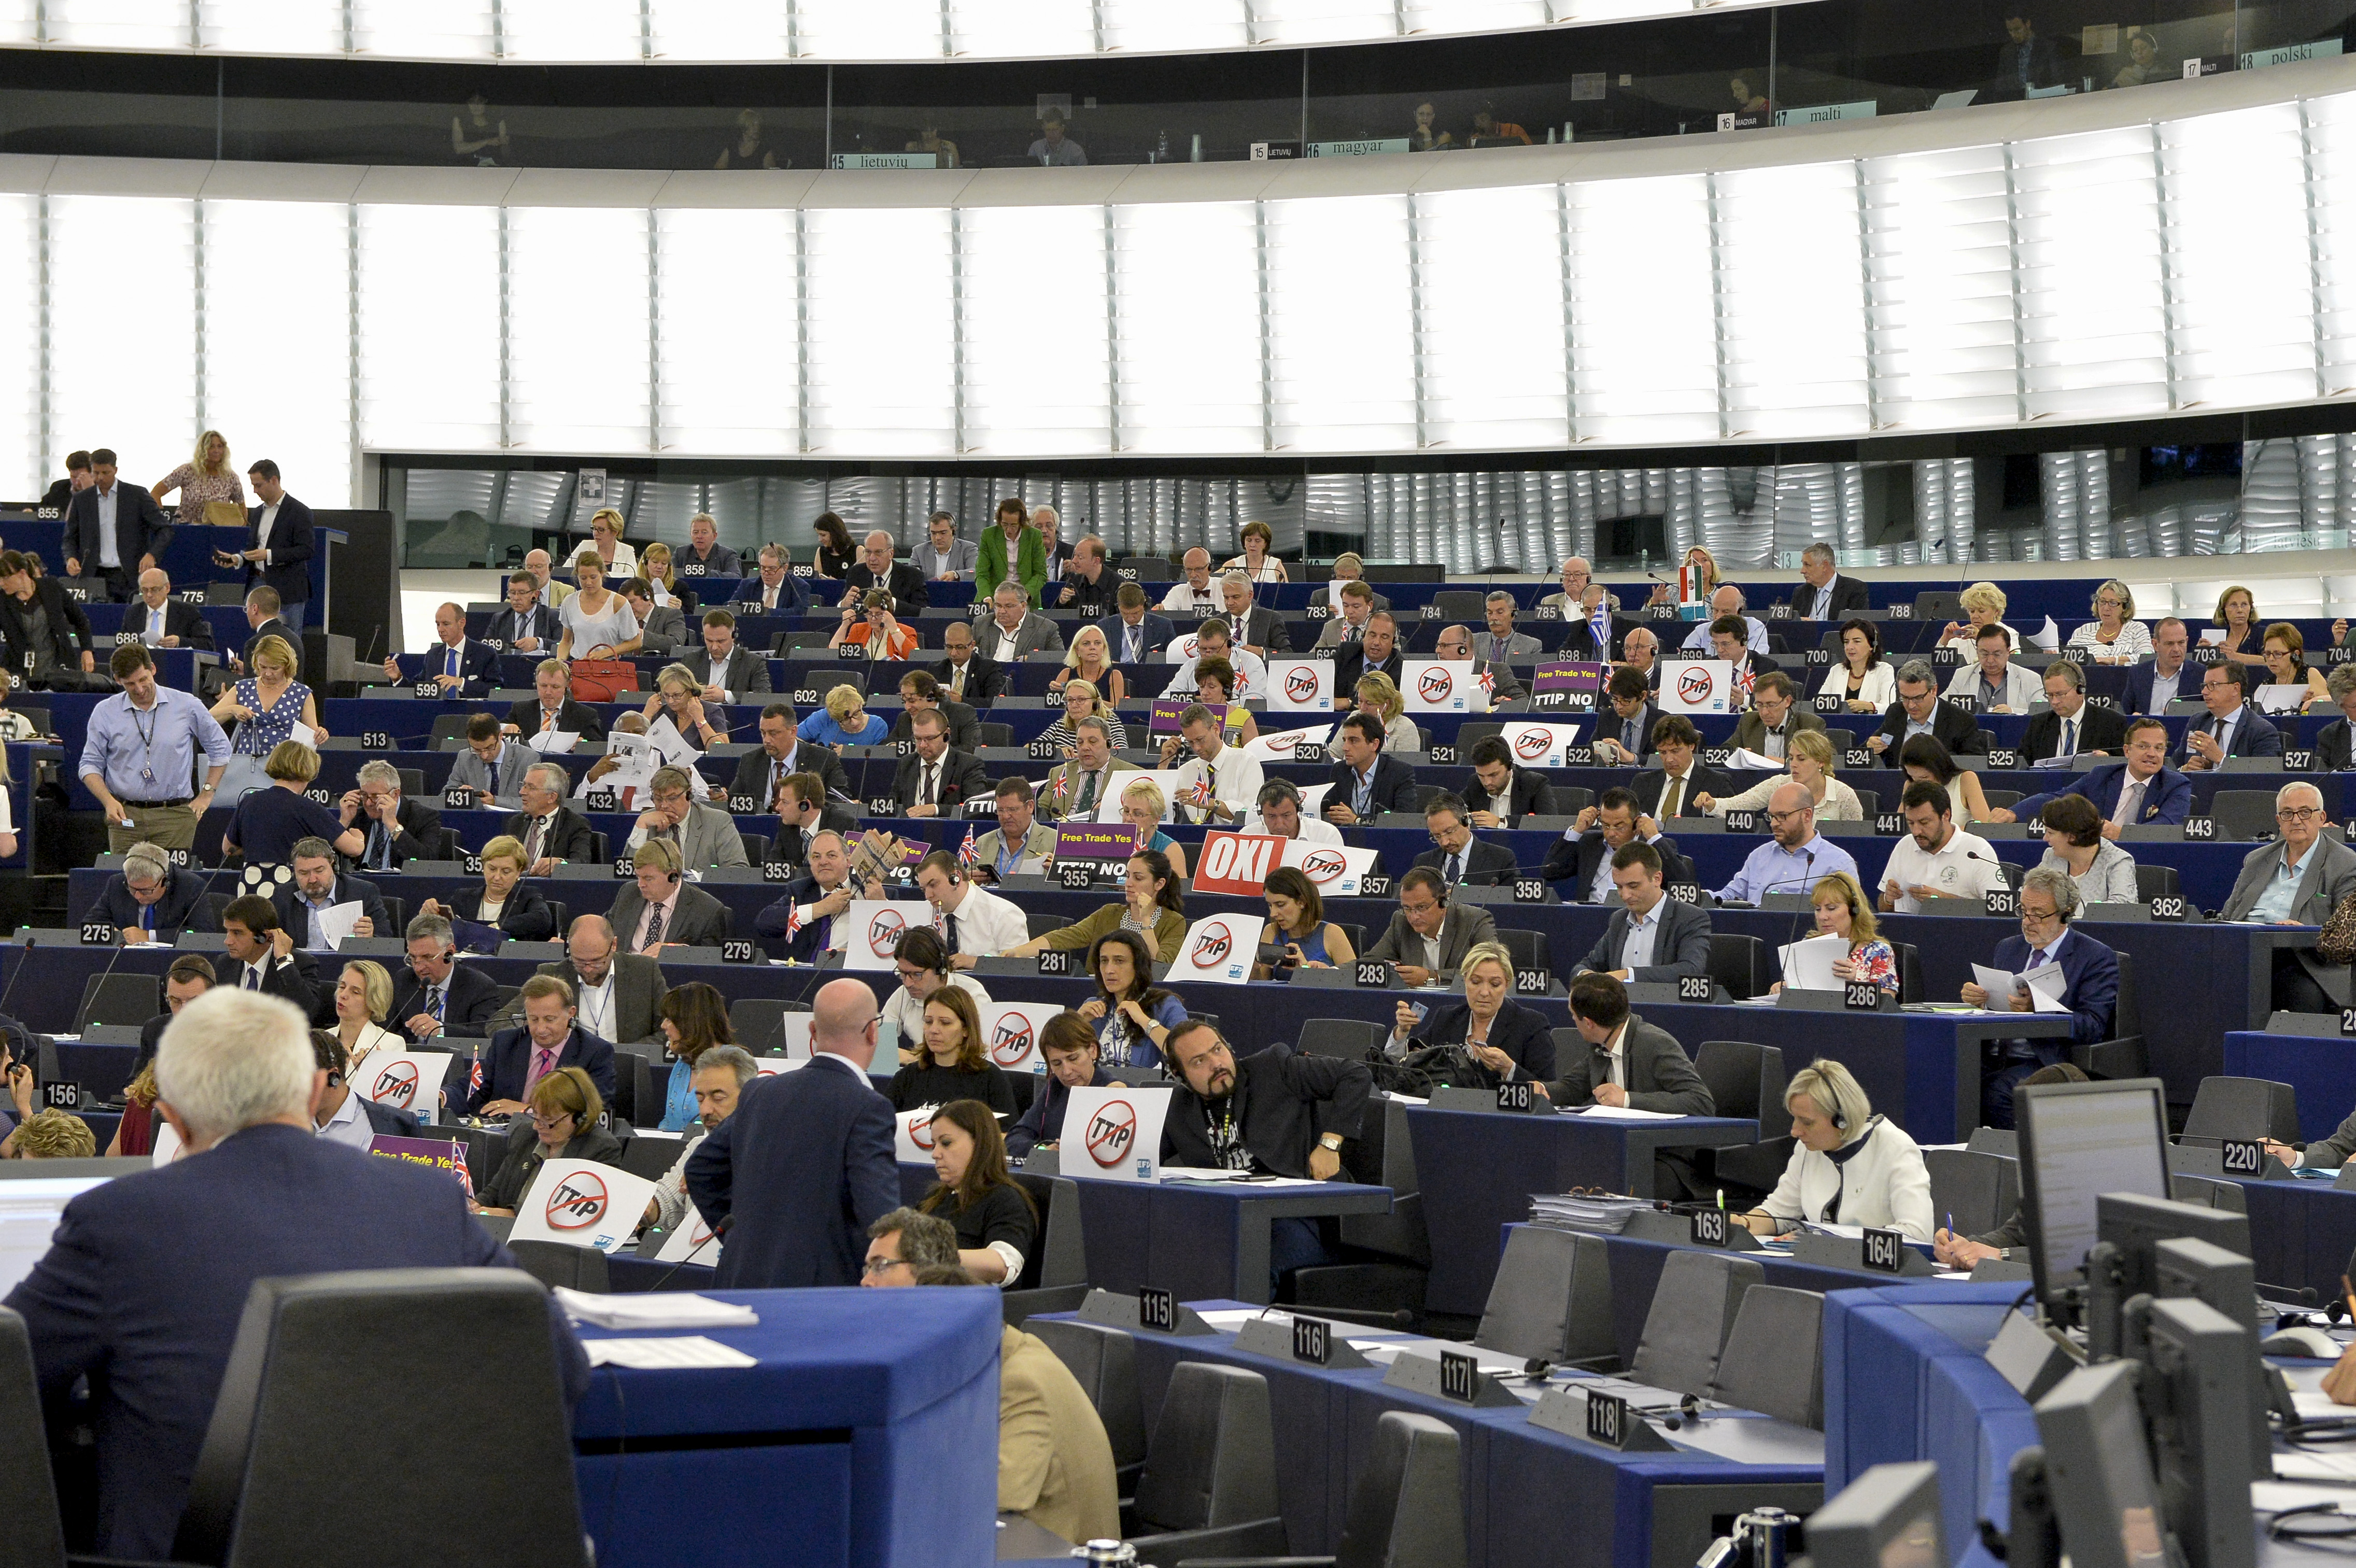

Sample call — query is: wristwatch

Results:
[1318,1133,1344,1152]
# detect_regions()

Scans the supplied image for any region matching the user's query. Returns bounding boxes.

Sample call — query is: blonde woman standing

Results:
[150,430,245,525]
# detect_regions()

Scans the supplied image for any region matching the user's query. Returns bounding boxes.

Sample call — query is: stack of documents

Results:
[553,1289,759,1331]
[1970,963,2069,1014]
[583,1337,758,1369]
[1528,1192,1652,1233]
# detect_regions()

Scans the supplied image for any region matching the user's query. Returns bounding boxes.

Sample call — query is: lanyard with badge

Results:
[130,699,159,784]
[581,981,612,1040]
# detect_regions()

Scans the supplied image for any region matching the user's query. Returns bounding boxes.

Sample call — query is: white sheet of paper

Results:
[1571,1104,1687,1121]
[289,721,318,748]
[583,1335,758,1370]
[314,900,365,949]
[1056,1084,1173,1182]
[1971,962,2069,1013]
[1776,934,1850,992]
[842,899,921,971]
[151,1120,184,1166]
[527,729,580,755]
[2255,683,2312,715]
[553,1289,758,1329]
[644,715,703,767]
[1726,747,1781,771]
[1164,913,1255,985]
[508,1159,661,1254]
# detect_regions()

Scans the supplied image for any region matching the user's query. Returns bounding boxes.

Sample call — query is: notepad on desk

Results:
[584,1336,757,1370]
[1570,1104,1686,1120]
[554,1289,759,1331]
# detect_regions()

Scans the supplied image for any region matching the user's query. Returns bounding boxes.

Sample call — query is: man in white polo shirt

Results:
[1878,777,2008,914]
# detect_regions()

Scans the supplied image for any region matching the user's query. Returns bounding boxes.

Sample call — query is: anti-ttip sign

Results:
[1055,822,1145,861]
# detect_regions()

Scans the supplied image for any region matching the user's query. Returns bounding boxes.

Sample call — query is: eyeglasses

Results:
[2279,808,2324,823]
[860,1256,911,1278]
[528,1110,575,1128]
[1766,808,1807,824]
[2018,905,2061,924]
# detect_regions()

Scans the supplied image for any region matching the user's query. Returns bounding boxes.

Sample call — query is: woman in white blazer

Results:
[1737,1058,1935,1241]
[330,960,408,1084]
[1695,731,1864,822]
[1815,619,1899,714]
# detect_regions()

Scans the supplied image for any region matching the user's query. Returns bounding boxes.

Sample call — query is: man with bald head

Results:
[688,977,899,1288]
[1714,780,1857,904]
[131,568,214,651]
[502,913,668,1044]
[1161,546,1221,618]
[1679,585,1769,655]
[840,529,929,612]
[384,600,496,696]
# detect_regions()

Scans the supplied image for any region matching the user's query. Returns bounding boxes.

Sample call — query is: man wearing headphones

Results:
[133,954,214,1070]
[915,849,1028,968]
[1959,865,2119,1128]
[608,837,731,955]
[878,926,991,1061]
[755,830,863,963]
[1242,778,1342,845]
[311,1029,421,1148]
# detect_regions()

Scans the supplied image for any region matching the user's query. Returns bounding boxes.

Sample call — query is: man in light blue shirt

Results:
[1677,586,1769,655]
[2219,782,2356,1013]
[1713,782,1859,905]
[77,643,231,854]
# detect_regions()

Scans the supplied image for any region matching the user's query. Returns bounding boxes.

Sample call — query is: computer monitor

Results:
[0,1174,111,1297]
[1806,1460,1945,1568]
[2015,1078,2172,1313]
[2034,1360,2170,1568]
[2139,1297,2258,1568]
[2096,1194,2252,1305]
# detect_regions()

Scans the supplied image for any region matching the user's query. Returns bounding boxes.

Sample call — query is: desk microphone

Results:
[644,1212,731,1293]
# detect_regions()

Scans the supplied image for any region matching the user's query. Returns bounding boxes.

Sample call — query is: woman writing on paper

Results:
[1766,873,1898,997]
[1736,1058,1934,1240]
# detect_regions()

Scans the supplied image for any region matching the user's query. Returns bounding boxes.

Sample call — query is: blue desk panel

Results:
[2224,1030,2356,1144]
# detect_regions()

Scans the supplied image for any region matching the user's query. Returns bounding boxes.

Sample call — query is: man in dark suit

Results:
[506,761,599,875]
[1997,718,2190,832]
[273,836,390,949]
[888,670,982,753]
[1053,535,1120,618]
[232,460,316,628]
[1702,618,1781,711]
[768,774,859,872]
[839,530,930,612]
[1415,793,1518,886]
[1322,712,1417,827]
[234,587,299,678]
[608,838,732,954]
[1099,584,1178,665]
[1543,787,1691,901]
[680,610,773,704]
[732,543,811,616]
[1787,545,1871,620]
[1867,660,1989,760]
[2178,660,2283,771]
[1218,573,1290,656]
[5,987,587,1561]
[1993,12,2063,98]
[457,972,619,1117]
[100,851,217,945]
[0,550,104,690]
[1542,971,1715,1195]
[756,828,858,960]
[1574,841,1714,983]
[893,709,989,817]
[2019,662,2130,764]
[2121,618,2194,715]
[502,916,667,1043]
[1464,736,1553,827]
[486,573,562,655]
[38,449,90,514]
[1964,867,2119,1127]
[505,660,609,748]
[218,895,325,1024]
[1332,611,1403,701]
[340,760,444,872]
[62,448,171,602]
[933,620,1006,706]
[385,601,497,698]
[732,703,853,812]
[1161,1022,1371,1185]
[388,913,504,1043]
[1553,592,1636,663]
[1592,667,1661,766]
[128,569,215,651]
[1629,716,1734,820]
[688,977,899,1289]
[1365,868,1499,986]
[2319,666,2356,772]
[133,954,218,1069]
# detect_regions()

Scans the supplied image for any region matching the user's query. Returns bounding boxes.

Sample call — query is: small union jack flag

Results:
[784,898,803,938]
[956,821,979,869]
[1188,772,1215,808]
[467,1056,484,1093]
[448,1140,475,1200]
[1477,667,1496,698]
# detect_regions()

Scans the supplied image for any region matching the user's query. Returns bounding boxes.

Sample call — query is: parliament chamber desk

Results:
[567,1284,1001,1568]
[1042,1295,1823,1568]
[2225,1027,2356,1144]
[1405,1105,1759,1315]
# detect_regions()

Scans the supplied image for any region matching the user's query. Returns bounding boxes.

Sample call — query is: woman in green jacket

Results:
[974,495,1049,609]
[1005,847,1187,965]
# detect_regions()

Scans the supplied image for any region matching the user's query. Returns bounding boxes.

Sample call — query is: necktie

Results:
[923,763,937,807]
[1660,775,1683,818]
[525,816,545,863]
[142,905,154,932]
[644,903,665,951]
[1490,634,1505,663]
[368,824,390,870]
[148,607,162,641]
[1123,625,1139,661]
[950,663,965,697]
[529,1046,554,1093]
[1074,769,1098,815]
[2060,718,2076,757]
[244,965,260,991]
[942,910,960,953]
[1623,718,1639,753]
[1447,852,1463,885]
[1231,614,1245,643]
[2113,779,2142,827]
[429,986,445,1022]
[1345,623,1361,643]
[2026,948,2048,971]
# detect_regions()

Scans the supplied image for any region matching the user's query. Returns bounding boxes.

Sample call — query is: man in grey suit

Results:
[1365,867,1498,987]
[1575,840,1714,983]
[503,915,667,1042]
[1474,591,1543,666]
[1216,573,1290,656]
[2220,781,2356,1012]
[624,765,750,868]
[623,578,691,656]
[679,610,773,703]
[979,582,1065,662]
[1541,971,1715,1194]
[446,713,534,806]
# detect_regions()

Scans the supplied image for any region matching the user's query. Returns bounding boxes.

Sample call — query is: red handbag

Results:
[568,659,639,704]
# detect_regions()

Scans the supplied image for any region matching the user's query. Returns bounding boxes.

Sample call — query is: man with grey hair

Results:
[2221,780,2356,1013]
[642,1043,759,1236]
[2321,661,2356,772]
[336,757,443,873]
[1160,545,1221,617]
[984,580,1064,662]
[1217,570,1288,656]
[523,545,573,607]
[624,763,750,868]
[1787,542,1869,621]
[688,977,899,1288]
[1961,863,2120,1128]
[841,528,928,613]
[860,1206,961,1286]
[1678,584,1768,654]
[732,542,808,615]
[388,910,501,1042]
[96,839,213,942]
[1867,658,1987,758]
[504,760,595,874]
[4,988,588,1560]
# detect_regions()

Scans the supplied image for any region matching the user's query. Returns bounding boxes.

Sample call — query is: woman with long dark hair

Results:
[887,983,1017,1114]
[916,1099,1038,1286]
[655,982,735,1132]
[1077,927,1186,1069]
